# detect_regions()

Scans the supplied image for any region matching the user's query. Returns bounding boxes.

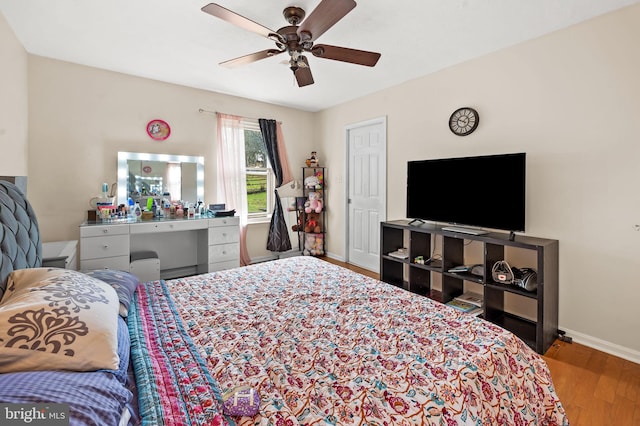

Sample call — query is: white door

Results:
[346,117,386,272]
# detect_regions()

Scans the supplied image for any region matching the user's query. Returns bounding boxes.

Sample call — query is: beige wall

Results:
[0,12,28,175]
[318,4,640,359]
[26,56,315,258]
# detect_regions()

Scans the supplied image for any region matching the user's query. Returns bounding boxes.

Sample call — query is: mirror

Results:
[117,152,204,207]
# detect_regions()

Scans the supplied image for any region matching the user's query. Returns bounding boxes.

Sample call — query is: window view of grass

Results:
[245,128,270,215]
[247,174,267,213]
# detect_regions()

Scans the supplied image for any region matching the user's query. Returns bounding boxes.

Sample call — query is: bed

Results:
[0,180,569,425]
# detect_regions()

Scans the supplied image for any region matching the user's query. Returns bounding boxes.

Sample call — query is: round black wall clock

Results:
[449,107,479,136]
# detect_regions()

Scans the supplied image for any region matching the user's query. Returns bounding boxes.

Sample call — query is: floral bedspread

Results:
[129,280,232,426]
[135,256,568,425]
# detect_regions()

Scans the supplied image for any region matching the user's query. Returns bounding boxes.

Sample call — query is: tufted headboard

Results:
[0,180,42,299]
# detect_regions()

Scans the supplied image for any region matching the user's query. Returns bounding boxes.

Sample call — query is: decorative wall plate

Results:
[146,119,171,141]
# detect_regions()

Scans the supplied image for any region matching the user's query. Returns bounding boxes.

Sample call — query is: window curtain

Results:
[217,113,251,266]
[259,118,292,252]
[276,123,293,186]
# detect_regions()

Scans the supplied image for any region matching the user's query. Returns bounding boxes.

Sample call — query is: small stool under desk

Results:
[129,250,160,282]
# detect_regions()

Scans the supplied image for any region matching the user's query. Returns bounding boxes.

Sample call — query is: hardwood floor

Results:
[320,257,640,425]
[545,341,640,425]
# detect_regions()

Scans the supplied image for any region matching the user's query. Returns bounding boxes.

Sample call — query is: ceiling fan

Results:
[201,0,381,87]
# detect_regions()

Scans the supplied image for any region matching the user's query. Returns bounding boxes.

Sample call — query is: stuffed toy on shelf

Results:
[304,191,323,213]
[303,233,324,256]
[304,211,322,234]
[314,169,323,188]
[304,175,321,189]
[307,151,318,167]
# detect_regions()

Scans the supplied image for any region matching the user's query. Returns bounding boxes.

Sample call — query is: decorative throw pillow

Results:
[0,268,120,374]
[83,269,140,317]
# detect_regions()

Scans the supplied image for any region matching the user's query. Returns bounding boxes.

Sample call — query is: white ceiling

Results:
[1,0,638,112]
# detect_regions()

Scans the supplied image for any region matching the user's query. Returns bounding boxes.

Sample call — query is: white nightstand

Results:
[42,240,78,270]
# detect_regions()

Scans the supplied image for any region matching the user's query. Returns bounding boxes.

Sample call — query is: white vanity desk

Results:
[79,216,240,279]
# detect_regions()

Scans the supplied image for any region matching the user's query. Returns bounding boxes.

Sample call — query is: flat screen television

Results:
[406,152,526,232]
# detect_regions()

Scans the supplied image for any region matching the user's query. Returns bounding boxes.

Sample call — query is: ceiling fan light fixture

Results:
[299,30,312,42]
[311,46,325,57]
[289,58,299,72]
[267,32,286,44]
[267,49,283,57]
[290,54,310,73]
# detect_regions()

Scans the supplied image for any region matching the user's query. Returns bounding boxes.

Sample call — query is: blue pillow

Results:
[84,269,140,317]
[0,317,133,425]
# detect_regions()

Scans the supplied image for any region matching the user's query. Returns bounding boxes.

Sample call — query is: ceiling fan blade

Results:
[297,0,356,42]
[220,49,284,68]
[294,56,314,87]
[201,3,279,41]
[311,44,381,67]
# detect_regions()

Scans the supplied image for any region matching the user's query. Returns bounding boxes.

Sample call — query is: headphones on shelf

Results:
[491,260,537,292]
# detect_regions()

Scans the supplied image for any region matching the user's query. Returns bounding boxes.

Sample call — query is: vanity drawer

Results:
[208,226,240,244]
[80,255,130,271]
[80,234,129,260]
[209,217,240,228]
[80,224,129,238]
[208,243,239,263]
[130,220,206,234]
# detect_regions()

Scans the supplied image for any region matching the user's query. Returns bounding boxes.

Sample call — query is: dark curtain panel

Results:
[259,119,292,252]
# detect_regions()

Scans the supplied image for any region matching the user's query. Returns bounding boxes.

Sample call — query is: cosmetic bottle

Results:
[133,202,142,221]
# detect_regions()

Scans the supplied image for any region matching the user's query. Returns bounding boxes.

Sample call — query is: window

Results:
[243,119,274,218]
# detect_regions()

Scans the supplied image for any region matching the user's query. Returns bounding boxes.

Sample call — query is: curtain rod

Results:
[198,108,282,124]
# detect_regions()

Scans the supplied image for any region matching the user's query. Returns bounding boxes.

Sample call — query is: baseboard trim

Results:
[250,255,278,264]
[323,252,344,262]
[160,266,198,280]
[560,327,640,364]
[278,250,302,258]
[250,250,303,265]
[323,252,379,274]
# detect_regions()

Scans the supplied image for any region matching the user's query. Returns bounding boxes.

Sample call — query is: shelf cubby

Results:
[380,219,559,355]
